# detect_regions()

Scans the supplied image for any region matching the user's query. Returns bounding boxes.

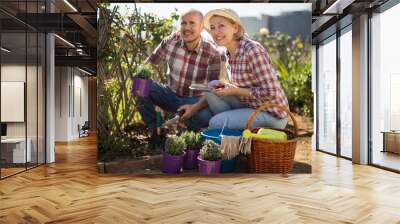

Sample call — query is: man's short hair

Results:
[181,9,204,23]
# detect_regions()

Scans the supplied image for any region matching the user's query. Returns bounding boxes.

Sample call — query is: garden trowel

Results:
[162,110,185,128]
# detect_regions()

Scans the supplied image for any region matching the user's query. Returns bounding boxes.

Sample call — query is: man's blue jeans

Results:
[137,82,212,131]
[204,92,288,130]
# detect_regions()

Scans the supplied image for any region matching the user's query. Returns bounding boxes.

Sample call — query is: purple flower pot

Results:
[198,156,222,175]
[162,151,184,174]
[183,149,200,170]
[132,77,152,97]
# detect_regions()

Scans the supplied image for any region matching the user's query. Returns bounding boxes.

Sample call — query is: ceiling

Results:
[1,0,395,75]
[310,0,390,42]
[0,0,97,75]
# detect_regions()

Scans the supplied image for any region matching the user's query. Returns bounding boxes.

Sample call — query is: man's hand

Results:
[178,104,197,120]
[170,31,181,40]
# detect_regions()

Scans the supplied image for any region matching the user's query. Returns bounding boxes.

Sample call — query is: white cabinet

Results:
[1,138,32,163]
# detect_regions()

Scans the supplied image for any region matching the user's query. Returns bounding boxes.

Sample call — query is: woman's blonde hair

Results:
[210,15,244,41]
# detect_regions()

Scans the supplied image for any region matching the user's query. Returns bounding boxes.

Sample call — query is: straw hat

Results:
[204,8,245,34]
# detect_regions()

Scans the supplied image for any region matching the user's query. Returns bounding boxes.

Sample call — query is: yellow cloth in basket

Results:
[243,128,287,141]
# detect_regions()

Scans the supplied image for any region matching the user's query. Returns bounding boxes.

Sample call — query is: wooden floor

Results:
[1,136,400,223]
[0,167,26,178]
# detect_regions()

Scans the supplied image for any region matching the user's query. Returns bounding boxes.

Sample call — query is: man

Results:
[138,9,222,136]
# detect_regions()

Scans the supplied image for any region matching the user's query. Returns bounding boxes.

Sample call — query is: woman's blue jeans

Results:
[204,92,287,130]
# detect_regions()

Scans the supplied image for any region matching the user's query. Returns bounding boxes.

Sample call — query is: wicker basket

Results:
[246,103,298,176]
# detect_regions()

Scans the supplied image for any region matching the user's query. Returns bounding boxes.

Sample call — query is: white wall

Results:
[55,67,89,141]
[72,72,89,138]
[55,67,69,141]
[1,65,26,81]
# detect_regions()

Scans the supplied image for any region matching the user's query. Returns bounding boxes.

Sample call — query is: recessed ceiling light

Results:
[78,67,93,76]
[63,0,78,12]
[54,34,75,48]
[1,47,11,53]
[322,0,354,15]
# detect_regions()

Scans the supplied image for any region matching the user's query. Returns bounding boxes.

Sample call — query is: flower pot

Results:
[162,151,184,174]
[183,148,199,170]
[132,77,152,97]
[198,156,221,175]
[220,156,237,173]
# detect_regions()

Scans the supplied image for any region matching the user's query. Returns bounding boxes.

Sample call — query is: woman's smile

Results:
[214,35,225,43]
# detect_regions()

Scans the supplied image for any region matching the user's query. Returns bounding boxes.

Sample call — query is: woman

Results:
[179,8,289,130]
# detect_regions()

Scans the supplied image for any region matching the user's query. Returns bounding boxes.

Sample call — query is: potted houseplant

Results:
[132,64,153,97]
[181,131,202,169]
[162,135,186,174]
[198,140,222,175]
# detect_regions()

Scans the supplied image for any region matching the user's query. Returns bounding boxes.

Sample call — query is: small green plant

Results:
[181,131,202,150]
[200,140,222,161]
[135,64,154,79]
[165,135,186,156]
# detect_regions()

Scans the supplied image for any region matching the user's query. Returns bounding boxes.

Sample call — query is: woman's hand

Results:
[208,80,236,89]
[214,87,238,97]
[209,81,239,97]
[214,86,251,97]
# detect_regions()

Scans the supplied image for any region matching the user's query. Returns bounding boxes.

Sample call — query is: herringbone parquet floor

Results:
[1,135,400,224]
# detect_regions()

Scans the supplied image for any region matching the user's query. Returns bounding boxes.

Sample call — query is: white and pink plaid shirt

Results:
[147,33,222,97]
[227,36,289,119]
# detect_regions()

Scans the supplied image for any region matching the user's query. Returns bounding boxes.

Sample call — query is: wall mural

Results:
[97,3,313,175]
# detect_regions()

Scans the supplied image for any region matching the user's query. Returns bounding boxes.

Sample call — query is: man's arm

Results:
[145,39,168,65]
[145,32,178,65]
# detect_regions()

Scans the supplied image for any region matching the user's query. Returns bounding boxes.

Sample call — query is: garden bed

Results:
[98,114,313,175]
[98,154,311,174]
